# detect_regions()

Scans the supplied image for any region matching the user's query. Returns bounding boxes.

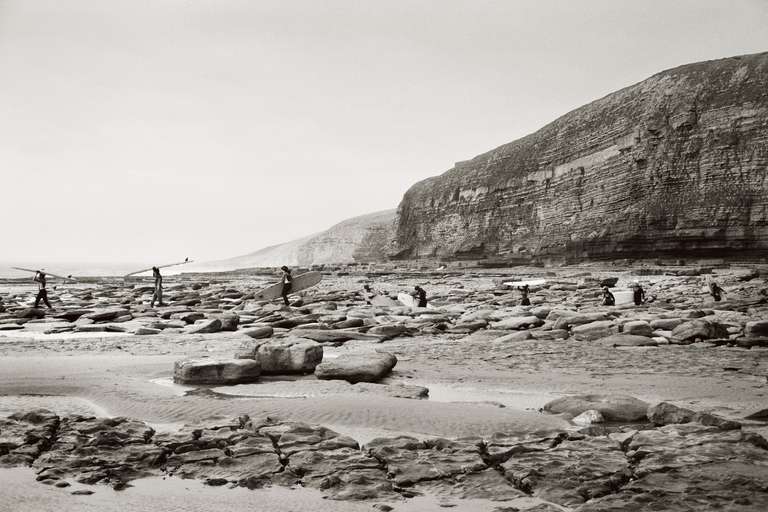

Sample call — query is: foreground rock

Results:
[1,409,767,510]
[315,352,397,383]
[237,338,323,374]
[173,359,261,385]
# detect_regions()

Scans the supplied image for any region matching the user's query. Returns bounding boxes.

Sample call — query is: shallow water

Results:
[415,381,557,410]
[0,468,558,512]
[0,395,110,418]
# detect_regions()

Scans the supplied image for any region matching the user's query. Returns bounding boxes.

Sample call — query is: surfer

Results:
[518,284,531,306]
[602,286,615,306]
[150,267,166,307]
[33,270,52,309]
[413,285,428,308]
[280,266,293,306]
[708,278,725,302]
[632,282,645,306]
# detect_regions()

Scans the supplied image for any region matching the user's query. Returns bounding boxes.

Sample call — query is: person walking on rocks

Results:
[518,284,531,306]
[33,270,52,309]
[413,285,428,308]
[150,266,166,308]
[280,266,293,306]
[632,282,645,306]
[602,286,615,306]
[707,278,726,302]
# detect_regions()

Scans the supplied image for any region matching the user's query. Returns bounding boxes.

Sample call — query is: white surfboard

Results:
[11,267,76,281]
[503,279,547,287]
[397,292,435,309]
[613,290,634,305]
[124,259,193,277]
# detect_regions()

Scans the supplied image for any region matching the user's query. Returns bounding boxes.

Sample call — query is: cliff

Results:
[192,210,395,271]
[391,52,768,263]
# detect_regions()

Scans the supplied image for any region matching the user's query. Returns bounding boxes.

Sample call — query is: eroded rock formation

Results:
[391,52,768,262]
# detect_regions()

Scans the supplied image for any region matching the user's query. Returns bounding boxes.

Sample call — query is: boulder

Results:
[745,320,768,338]
[16,308,46,319]
[622,320,653,337]
[84,308,130,322]
[553,312,608,330]
[572,409,604,426]
[571,320,617,341]
[315,352,397,383]
[173,359,261,385]
[243,326,274,339]
[255,338,323,374]
[170,311,205,324]
[291,329,383,344]
[494,331,533,343]
[649,318,684,330]
[187,318,222,334]
[596,334,658,347]
[530,306,551,319]
[134,327,161,335]
[599,277,619,288]
[647,402,696,425]
[333,318,365,329]
[217,314,240,332]
[543,394,650,422]
[367,324,408,339]
[670,319,729,344]
[491,316,543,330]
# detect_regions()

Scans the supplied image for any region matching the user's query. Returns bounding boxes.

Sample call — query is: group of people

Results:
[26,266,728,312]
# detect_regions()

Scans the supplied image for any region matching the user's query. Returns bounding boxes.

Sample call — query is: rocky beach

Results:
[1,262,767,512]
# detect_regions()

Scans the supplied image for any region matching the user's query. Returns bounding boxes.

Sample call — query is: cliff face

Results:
[391,52,768,262]
[193,210,395,271]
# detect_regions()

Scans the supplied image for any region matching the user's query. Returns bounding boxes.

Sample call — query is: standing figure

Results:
[151,266,165,307]
[632,282,645,306]
[33,270,52,309]
[519,284,531,306]
[413,285,428,308]
[602,286,615,306]
[280,266,293,306]
[708,279,725,302]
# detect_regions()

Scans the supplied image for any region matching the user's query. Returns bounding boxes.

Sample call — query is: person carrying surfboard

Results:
[150,267,166,307]
[602,286,615,306]
[632,282,645,306]
[33,270,52,309]
[707,278,725,302]
[518,284,531,306]
[413,285,428,308]
[280,266,293,306]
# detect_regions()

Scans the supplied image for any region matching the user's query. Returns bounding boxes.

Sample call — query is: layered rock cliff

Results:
[193,210,395,271]
[391,52,768,262]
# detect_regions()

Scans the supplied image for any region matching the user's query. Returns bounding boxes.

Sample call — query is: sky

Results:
[1,0,767,266]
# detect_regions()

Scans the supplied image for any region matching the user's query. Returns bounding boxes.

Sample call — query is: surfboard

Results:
[503,279,547,287]
[124,259,193,278]
[613,290,634,305]
[397,292,416,308]
[397,292,435,309]
[11,267,76,281]
[253,271,323,301]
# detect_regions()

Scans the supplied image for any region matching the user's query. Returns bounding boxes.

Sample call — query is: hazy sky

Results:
[1,0,767,265]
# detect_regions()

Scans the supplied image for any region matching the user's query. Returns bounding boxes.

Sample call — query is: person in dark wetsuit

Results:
[280,266,293,306]
[708,279,725,302]
[33,270,52,309]
[519,284,531,306]
[150,266,165,307]
[632,282,645,306]
[602,286,615,306]
[413,285,428,307]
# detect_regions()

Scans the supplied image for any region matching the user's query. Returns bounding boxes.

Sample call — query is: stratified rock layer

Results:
[391,52,768,262]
